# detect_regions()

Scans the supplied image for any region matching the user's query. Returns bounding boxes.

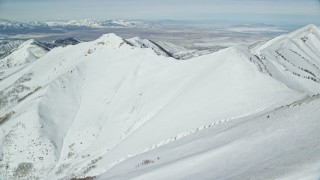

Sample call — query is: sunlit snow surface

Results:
[0,25,320,179]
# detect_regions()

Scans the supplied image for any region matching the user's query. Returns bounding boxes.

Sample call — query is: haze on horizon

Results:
[0,0,320,27]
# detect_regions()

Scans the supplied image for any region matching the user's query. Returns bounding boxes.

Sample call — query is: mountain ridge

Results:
[251,23,320,94]
[0,24,319,179]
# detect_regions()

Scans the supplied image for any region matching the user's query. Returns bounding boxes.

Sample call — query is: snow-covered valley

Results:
[0,24,320,180]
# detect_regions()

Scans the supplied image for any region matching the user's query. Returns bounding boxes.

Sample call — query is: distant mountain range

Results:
[0,19,148,34]
[0,19,53,34]
[46,19,148,28]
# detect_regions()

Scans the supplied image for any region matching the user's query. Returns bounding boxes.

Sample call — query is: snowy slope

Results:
[251,24,320,94]
[0,33,304,179]
[98,94,320,180]
[45,45,302,179]
[126,37,215,60]
[0,40,48,70]
[0,38,81,82]
[0,25,319,180]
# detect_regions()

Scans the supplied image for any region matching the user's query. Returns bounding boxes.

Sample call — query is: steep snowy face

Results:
[0,40,49,70]
[252,24,320,94]
[0,31,305,179]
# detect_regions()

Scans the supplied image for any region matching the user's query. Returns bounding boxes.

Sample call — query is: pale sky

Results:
[0,0,319,26]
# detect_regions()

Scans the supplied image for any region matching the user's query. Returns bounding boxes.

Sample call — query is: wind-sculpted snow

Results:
[0,25,319,179]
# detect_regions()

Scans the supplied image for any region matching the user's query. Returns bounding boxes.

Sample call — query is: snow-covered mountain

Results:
[0,25,320,180]
[0,37,81,63]
[251,24,320,94]
[0,40,49,70]
[126,37,215,60]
